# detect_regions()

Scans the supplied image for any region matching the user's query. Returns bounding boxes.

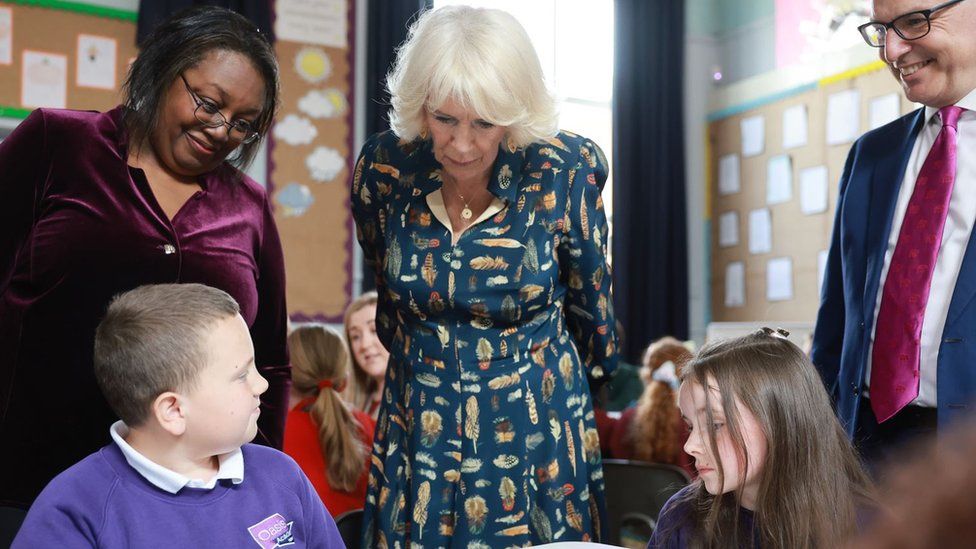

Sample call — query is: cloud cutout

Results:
[306,146,345,182]
[273,114,318,146]
[298,88,349,119]
[275,182,315,217]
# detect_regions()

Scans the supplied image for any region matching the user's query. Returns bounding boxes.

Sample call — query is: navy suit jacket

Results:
[811,107,976,438]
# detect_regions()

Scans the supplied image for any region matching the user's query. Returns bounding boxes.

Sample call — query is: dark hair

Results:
[122,6,279,172]
[94,283,240,426]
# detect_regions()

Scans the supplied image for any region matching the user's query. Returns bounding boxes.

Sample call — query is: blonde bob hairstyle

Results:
[386,5,558,148]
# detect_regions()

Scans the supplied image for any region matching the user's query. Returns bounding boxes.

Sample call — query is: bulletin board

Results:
[707,62,916,323]
[0,1,138,118]
[270,0,355,323]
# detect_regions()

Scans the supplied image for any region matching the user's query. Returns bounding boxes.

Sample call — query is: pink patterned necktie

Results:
[871,105,964,423]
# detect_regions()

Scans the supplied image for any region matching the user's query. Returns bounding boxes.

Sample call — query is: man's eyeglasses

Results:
[858,0,966,47]
[180,74,260,144]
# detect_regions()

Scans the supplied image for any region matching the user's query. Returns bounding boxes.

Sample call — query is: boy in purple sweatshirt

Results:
[13,284,345,548]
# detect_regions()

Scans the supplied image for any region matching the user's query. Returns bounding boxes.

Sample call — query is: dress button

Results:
[163,244,176,255]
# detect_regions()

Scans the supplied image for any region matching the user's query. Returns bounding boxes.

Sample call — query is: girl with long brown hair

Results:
[649,329,873,548]
[283,324,374,516]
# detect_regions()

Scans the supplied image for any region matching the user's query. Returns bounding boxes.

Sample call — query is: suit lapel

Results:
[862,109,926,323]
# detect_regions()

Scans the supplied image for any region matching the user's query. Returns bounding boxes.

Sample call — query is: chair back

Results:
[602,459,690,546]
[334,508,364,548]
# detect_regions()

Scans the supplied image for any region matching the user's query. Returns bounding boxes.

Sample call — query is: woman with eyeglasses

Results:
[0,6,288,507]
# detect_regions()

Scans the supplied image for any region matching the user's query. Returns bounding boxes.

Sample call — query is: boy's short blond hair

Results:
[94,283,240,426]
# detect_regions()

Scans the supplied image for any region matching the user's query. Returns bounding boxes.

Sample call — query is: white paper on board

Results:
[21,51,67,109]
[766,257,794,301]
[869,93,901,130]
[718,153,741,195]
[0,7,12,65]
[817,249,829,296]
[749,208,773,255]
[718,211,739,247]
[766,155,793,205]
[741,115,765,157]
[800,165,830,215]
[276,0,347,48]
[76,35,117,89]
[725,261,745,307]
[782,104,808,149]
[827,89,861,145]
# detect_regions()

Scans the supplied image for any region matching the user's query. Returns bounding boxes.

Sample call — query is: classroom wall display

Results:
[271,0,355,322]
[707,62,916,323]
[0,2,137,117]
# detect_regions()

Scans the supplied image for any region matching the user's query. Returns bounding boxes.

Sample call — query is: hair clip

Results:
[760,327,790,338]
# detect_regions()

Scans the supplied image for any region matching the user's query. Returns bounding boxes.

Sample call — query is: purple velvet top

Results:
[0,106,290,506]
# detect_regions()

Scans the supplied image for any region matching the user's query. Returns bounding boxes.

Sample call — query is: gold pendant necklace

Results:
[449,182,474,220]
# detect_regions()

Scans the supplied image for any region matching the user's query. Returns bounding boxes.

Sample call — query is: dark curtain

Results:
[361,0,430,292]
[137,1,273,44]
[611,0,689,363]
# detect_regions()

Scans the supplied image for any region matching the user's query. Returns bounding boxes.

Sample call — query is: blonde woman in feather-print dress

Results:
[350,6,618,547]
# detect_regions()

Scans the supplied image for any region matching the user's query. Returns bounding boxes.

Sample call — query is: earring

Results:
[506,135,517,153]
[419,126,429,140]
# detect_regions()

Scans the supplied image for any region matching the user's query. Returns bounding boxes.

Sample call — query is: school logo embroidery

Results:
[247,513,296,548]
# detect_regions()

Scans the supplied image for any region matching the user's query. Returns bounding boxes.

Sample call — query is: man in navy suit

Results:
[812,0,976,467]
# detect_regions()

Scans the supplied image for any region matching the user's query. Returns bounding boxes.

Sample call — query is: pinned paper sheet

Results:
[276,0,347,48]
[827,89,860,145]
[800,165,829,215]
[767,257,794,301]
[749,208,773,255]
[725,261,745,307]
[718,153,741,195]
[718,211,739,247]
[76,34,117,89]
[766,155,793,205]
[741,115,765,157]
[817,249,829,295]
[0,7,11,65]
[869,93,901,130]
[21,50,67,109]
[782,104,808,149]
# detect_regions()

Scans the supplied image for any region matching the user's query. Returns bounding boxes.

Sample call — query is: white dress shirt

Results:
[110,421,244,493]
[866,89,976,407]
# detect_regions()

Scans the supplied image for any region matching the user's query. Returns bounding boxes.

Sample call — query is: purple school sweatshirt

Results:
[12,443,345,548]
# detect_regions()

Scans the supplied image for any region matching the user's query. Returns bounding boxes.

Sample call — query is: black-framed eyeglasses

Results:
[858,0,967,47]
[180,74,259,144]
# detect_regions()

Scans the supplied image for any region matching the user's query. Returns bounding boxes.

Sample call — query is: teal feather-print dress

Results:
[351,129,618,548]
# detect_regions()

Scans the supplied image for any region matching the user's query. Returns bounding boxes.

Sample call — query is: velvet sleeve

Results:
[252,193,291,449]
[558,139,619,390]
[349,136,394,349]
[0,109,47,290]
